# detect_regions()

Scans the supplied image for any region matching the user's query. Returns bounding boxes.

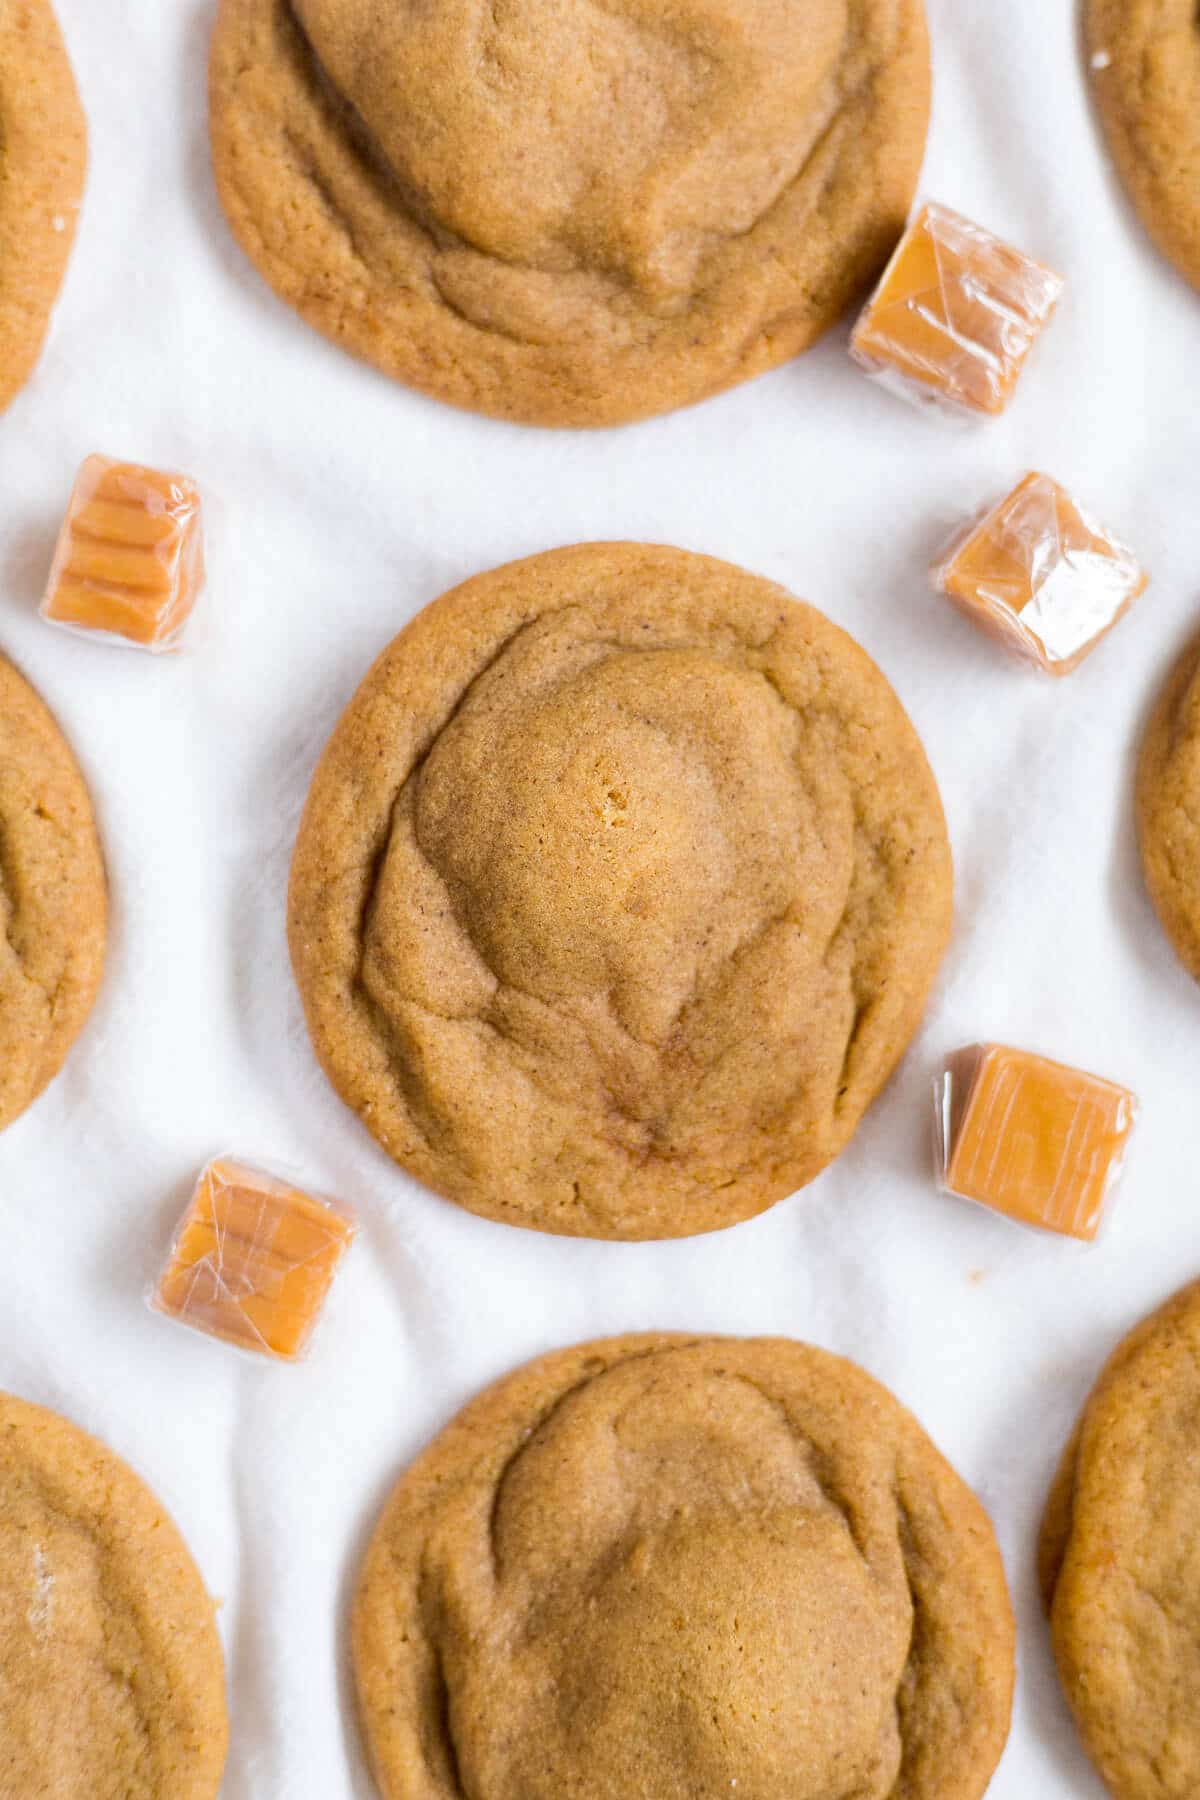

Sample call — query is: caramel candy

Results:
[935,1045,1138,1241]
[934,473,1147,674]
[850,203,1064,415]
[41,455,204,651]
[151,1157,356,1360]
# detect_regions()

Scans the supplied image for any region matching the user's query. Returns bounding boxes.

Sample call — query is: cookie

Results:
[1136,631,1200,981]
[1087,0,1200,293]
[0,1,87,412]
[208,0,930,427]
[354,1333,1015,1800]
[0,1390,228,1797]
[289,543,952,1240]
[0,652,106,1132]
[1040,1280,1200,1800]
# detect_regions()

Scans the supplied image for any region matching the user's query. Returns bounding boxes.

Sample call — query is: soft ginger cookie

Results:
[1136,631,1200,981]
[289,543,952,1240]
[0,1,87,411]
[208,0,930,426]
[1040,1281,1200,1800]
[0,652,106,1133]
[0,1391,228,1798]
[1087,0,1200,292]
[354,1334,1015,1800]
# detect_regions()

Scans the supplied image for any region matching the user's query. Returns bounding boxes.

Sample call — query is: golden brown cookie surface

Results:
[289,543,952,1240]
[1087,0,1200,292]
[208,0,929,426]
[1136,632,1200,981]
[354,1333,1014,1800]
[0,1391,228,1798]
[0,0,87,412]
[0,652,106,1133]
[1040,1281,1200,1800]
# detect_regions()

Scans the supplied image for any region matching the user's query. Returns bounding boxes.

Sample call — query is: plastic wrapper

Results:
[849,202,1064,416]
[934,1044,1138,1242]
[149,1155,357,1361]
[933,472,1147,674]
[40,454,205,652]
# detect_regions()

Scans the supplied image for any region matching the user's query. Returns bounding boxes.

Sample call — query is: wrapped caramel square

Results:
[935,1045,1138,1241]
[41,454,204,652]
[933,473,1147,674]
[850,202,1063,415]
[151,1157,356,1361]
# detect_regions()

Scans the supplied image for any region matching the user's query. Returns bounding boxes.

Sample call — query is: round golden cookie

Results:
[0,1391,228,1797]
[208,0,930,427]
[0,652,106,1133]
[289,543,952,1240]
[354,1333,1015,1800]
[0,1,87,412]
[1040,1280,1200,1800]
[1087,0,1200,293]
[1136,631,1200,981]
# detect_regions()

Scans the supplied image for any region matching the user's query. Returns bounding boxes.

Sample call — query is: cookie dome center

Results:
[413,641,828,1046]
[475,1511,902,1799]
[292,0,848,298]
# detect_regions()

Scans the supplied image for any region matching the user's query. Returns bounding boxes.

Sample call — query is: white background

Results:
[2,2,1197,1794]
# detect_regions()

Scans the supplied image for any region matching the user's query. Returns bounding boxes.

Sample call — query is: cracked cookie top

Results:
[0,1391,228,1797]
[353,1334,1014,1799]
[208,0,929,425]
[1040,1280,1200,1800]
[0,653,106,1133]
[0,1,86,413]
[288,543,951,1239]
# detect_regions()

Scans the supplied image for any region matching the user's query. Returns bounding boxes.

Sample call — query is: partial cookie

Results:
[354,1333,1015,1800]
[0,1,87,411]
[1087,0,1200,292]
[209,0,929,426]
[289,543,952,1240]
[1136,631,1200,980]
[1040,1281,1200,1800]
[0,652,107,1132]
[0,1390,228,1797]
